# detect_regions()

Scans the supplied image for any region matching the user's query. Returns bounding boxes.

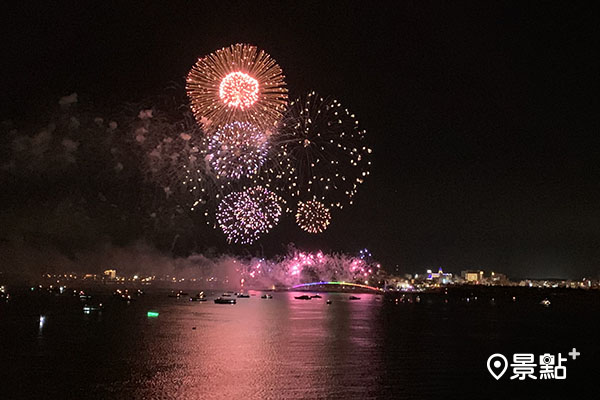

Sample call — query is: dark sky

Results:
[1,2,599,278]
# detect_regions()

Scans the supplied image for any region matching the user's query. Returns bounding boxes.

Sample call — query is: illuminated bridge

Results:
[290,281,384,292]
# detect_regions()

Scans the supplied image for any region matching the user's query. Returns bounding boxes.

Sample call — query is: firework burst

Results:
[236,247,383,288]
[261,91,371,211]
[208,121,269,180]
[186,43,288,131]
[216,186,282,244]
[295,200,331,233]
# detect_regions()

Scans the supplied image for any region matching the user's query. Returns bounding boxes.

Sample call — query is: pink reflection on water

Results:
[132,291,384,398]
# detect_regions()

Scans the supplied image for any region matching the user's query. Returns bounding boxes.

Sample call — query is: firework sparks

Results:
[236,247,382,287]
[186,43,288,131]
[295,200,331,233]
[219,72,259,109]
[208,121,269,180]
[261,91,371,211]
[185,136,225,223]
[216,186,282,244]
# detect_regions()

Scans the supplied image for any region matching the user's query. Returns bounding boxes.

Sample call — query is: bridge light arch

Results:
[290,281,383,292]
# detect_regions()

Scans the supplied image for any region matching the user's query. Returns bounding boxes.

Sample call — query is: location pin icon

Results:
[487,354,508,380]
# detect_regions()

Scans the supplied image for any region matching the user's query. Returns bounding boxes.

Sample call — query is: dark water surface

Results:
[1,289,598,399]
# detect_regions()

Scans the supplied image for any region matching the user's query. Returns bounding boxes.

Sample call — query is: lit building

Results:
[103,269,117,280]
[462,270,484,284]
[426,267,453,285]
[489,271,509,286]
[385,276,414,291]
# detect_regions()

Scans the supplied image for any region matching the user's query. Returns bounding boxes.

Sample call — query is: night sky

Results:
[1,2,598,278]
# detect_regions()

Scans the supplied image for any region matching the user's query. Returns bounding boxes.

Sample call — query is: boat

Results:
[190,292,206,301]
[79,291,92,301]
[237,293,250,298]
[261,294,273,299]
[326,300,332,305]
[190,292,207,302]
[310,294,322,299]
[190,297,207,302]
[168,290,188,298]
[83,303,103,314]
[0,286,9,302]
[349,296,361,300]
[295,295,311,300]
[214,297,236,304]
[540,298,551,307]
[115,290,133,301]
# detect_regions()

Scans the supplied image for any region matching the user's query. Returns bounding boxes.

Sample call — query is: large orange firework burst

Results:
[186,44,288,131]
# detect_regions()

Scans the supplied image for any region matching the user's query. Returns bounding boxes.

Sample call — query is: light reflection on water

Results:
[1,289,598,399]
[127,292,385,399]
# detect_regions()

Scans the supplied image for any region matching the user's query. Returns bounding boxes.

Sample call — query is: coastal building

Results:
[103,269,117,280]
[461,270,484,284]
[384,276,414,291]
[426,268,453,285]
[489,272,509,286]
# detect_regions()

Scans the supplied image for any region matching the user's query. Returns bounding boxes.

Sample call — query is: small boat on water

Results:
[295,295,311,300]
[190,292,207,302]
[261,294,273,299]
[214,297,236,304]
[326,300,332,305]
[237,293,250,298]
[168,290,188,298]
[349,296,361,300]
[190,297,207,302]
[540,298,551,307]
[190,292,206,301]
[310,294,322,299]
[79,290,92,301]
[83,303,103,314]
